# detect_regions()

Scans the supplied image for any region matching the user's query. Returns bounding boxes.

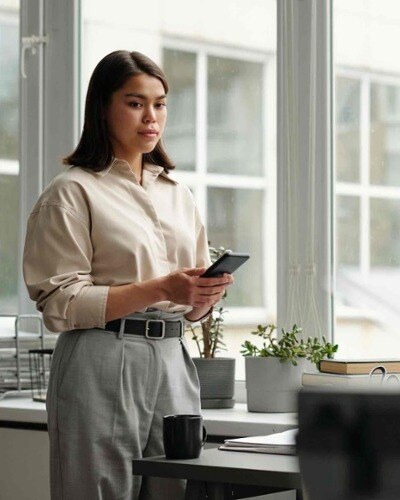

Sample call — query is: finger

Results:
[197,275,232,286]
[225,273,235,284]
[183,267,207,277]
[213,292,226,304]
[193,300,208,308]
[197,286,226,296]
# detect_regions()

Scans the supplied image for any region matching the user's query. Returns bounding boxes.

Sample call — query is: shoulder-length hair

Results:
[63,50,174,172]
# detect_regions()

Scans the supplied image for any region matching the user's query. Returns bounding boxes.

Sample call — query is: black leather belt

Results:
[104,318,183,339]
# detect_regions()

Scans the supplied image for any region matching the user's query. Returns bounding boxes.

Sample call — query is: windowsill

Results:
[0,397,297,437]
[202,403,297,437]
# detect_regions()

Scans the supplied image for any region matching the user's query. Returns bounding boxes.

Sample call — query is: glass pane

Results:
[370,83,400,186]
[207,57,263,176]
[162,49,196,171]
[370,198,400,268]
[334,0,400,358]
[335,77,360,183]
[336,195,360,267]
[207,188,264,307]
[0,1,20,314]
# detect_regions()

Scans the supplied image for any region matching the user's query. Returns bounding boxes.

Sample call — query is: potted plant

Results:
[241,324,338,412]
[187,245,236,409]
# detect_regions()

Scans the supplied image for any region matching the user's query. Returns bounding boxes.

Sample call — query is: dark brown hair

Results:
[63,50,174,172]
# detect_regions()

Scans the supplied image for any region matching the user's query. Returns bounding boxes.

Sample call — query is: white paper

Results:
[224,428,298,447]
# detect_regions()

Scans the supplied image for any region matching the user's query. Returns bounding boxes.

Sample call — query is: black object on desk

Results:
[28,348,53,402]
[298,389,400,500]
[132,447,302,499]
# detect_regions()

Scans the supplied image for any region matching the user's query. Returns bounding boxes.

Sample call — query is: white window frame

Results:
[335,68,400,322]
[19,0,80,316]
[163,38,276,326]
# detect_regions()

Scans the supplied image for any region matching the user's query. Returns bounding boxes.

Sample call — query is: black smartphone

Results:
[200,251,250,278]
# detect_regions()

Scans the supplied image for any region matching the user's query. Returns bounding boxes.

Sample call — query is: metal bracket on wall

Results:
[21,35,49,79]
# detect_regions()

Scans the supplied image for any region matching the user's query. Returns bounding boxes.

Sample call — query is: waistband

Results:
[105,311,185,340]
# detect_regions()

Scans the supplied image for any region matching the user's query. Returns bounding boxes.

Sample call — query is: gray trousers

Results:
[46,313,201,500]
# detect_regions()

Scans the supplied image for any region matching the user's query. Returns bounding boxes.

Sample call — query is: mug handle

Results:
[202,426,207,446]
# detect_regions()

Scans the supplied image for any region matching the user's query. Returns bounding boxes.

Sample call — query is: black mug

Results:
[163,414,207,459]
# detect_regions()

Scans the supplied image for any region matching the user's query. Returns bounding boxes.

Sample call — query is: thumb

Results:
[183,267,207,277]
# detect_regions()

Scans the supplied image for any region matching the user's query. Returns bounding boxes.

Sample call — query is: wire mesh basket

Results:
[28,348,53,402]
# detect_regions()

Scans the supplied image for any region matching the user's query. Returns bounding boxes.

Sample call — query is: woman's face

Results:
[105,73,167,155]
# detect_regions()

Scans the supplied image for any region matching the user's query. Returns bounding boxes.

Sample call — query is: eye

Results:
[155,102,167,109]
[128,102,142,108]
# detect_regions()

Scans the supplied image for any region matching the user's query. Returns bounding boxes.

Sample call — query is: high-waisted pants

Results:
[46,313,201,500]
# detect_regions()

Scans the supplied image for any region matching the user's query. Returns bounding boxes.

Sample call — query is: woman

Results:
[23,50,233,500]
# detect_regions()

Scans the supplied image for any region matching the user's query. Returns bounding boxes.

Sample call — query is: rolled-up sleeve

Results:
[23,203,109,333]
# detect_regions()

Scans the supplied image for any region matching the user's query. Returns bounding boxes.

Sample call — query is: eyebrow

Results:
[124,93,167,100]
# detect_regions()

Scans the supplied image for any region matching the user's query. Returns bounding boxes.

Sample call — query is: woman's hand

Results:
[159,267,234,308]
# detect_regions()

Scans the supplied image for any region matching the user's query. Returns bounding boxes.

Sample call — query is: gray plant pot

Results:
[245,357,310,413]
[192,357,235,409]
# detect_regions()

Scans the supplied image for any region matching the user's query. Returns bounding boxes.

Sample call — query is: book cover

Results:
[319,359,400,375]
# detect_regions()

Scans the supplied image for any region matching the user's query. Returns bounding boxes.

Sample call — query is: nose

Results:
[143,106,156,123]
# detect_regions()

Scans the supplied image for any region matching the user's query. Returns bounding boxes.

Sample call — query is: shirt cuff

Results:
[67,285,109,330]
[184,306,213,324]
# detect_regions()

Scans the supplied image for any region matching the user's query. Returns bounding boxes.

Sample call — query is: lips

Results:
[138,130,158,137]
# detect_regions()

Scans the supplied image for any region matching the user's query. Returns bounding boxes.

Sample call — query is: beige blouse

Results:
[23,159,211,333]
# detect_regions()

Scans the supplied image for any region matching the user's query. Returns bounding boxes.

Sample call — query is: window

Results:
[334,1,400,357]
[13,0,400,377]
[0,1,19,314]
[162,47,270,311]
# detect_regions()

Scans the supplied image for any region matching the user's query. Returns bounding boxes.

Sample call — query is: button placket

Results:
[131,185,172,275]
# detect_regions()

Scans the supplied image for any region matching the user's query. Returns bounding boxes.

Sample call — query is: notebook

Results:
[219,428,297,455]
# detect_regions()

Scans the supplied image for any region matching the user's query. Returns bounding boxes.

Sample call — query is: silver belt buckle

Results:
[145,319,166,339]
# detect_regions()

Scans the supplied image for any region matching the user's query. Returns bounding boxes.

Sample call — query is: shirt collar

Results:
[144,163,178,185]
[92,159,178,185]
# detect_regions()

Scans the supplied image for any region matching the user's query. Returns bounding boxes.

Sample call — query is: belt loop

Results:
[118,319,125,340]
[179,319,184,338]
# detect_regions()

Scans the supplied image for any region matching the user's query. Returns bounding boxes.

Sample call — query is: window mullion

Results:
[196,50,207,221]
[19,0,45,315]
[360,75,370,276]
[43,0,80,186]
[265,56,277,316]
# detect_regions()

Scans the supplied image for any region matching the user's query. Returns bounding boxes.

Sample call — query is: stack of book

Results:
[302,359,400,389]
